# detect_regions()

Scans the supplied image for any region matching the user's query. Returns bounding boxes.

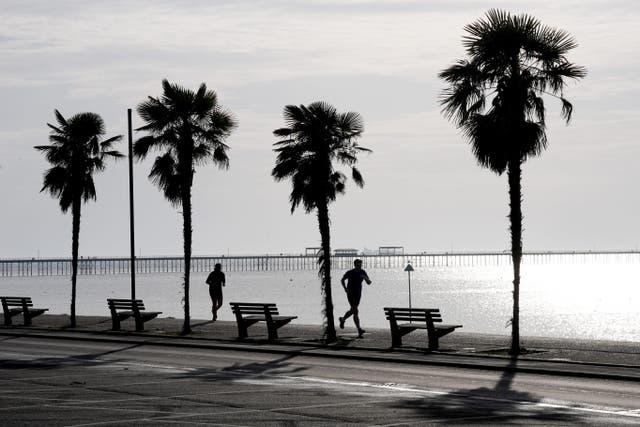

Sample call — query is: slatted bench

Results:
[1,296,49,326]
[230,302,297,340]
[384,307,462,350]
[107,299,162,332]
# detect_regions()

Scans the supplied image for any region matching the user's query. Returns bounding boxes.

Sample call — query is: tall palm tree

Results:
[272,101,370,342]
[439,9,586,355]
[134,79,237,335]
[35,110,123,327]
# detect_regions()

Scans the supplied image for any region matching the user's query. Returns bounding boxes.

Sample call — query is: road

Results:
[0,335,638,425]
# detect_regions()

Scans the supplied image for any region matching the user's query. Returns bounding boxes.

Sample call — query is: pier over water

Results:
[1,251,638,277]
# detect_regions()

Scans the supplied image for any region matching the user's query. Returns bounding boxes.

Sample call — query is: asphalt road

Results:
[1,335,639,426]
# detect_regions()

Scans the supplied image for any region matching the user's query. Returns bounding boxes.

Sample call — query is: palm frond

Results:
[40,166,68,197]
[438,60,486,125]
[100,134,123,148]
[529,93,546,125]
[91,157,106,172]
[133,135,158,160]
[338,111,364,137]
[46,123,64,135]
[207,108,237,135]
[560,97,574,123]
[149,153,182,205]
[103,150,125,159]
[273,128,294,138]
[82,177,97,202]
[351,167,364,187]
[212,146,230,169]
[54,109,69,128]
[519,121,547,159]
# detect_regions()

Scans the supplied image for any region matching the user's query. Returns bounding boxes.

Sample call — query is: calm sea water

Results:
[2,260,638,342]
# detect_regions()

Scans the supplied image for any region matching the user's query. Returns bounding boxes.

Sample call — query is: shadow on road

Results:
[387,357,584,424]
[168,353,309,385]
[0,343,143,370]
[191,320,215,328]
[221,353,307,376]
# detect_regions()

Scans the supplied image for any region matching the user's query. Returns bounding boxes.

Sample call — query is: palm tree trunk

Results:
[317,202,336,342]
[508,159,523,355]
[70,196,81,328]
[181,187,192,335]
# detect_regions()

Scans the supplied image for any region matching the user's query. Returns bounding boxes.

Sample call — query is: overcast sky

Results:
[1,0,638,258]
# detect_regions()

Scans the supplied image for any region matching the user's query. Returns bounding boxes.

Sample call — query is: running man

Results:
[339,259,372,337]
[206,263,225,321]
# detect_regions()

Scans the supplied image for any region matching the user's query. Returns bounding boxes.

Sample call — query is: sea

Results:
[2,257,638,342]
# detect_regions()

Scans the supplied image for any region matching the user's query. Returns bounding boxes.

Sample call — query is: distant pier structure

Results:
[1,250,639,277]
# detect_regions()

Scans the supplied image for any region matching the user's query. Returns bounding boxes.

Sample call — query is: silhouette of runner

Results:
[206,263,225,321]
[339,259,372,337]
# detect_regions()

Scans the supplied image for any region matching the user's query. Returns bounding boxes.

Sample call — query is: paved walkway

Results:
[2,314,638,380]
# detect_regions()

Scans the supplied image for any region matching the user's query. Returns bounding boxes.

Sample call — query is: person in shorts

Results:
[339,259,372,337]
[206,263,225,321]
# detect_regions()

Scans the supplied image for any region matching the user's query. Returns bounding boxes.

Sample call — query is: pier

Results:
[1,251,638,277]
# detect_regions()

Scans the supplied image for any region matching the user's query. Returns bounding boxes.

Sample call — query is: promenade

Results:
[2,314,638,381]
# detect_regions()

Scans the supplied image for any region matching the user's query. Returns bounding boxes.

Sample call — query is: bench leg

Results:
[237,321,248,339]
[24,314,32,326]
[26,310,47,326]
[428,335,439,350]
[111,316,121,331]
[390,329,402,347]
[267,323,278,341]
[3,311,22,326]
[135,316,144,332]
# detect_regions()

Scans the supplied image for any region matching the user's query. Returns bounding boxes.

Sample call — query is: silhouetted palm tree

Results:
[439,9,586,355]
[35,110,123,327]
[135,79,236,335]
[272,102,370,342]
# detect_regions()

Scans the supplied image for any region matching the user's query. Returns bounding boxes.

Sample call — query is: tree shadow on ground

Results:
[306,336,359,347]
[221,353,306,376]
[170,353,309,385]
[191,320,214,328]
[387,357,584,424]
[0,343,142,370]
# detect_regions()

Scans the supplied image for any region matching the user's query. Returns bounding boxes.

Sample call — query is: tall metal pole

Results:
[404,262,414,322]
[128,109,136,300]
[408,269,412,310]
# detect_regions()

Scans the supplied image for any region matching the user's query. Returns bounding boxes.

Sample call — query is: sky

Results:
[1,0,639,258]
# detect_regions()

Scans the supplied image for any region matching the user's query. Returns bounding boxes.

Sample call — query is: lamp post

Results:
[127,109,136,300]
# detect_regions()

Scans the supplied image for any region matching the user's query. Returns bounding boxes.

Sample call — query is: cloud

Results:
[1,0,640,255]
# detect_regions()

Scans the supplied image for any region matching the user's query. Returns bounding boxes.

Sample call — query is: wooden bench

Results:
[107,299,162,332]
[230,302,297,340]
[1,296,49,326]
[384,307,462,350]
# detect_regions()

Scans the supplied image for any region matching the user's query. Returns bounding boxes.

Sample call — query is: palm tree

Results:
[35,110,123,327]
[134,79,237,335]
[272,101,370,342]
[439,9,586,355]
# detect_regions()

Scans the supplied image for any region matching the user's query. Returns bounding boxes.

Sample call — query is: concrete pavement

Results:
[1,314,638,381]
